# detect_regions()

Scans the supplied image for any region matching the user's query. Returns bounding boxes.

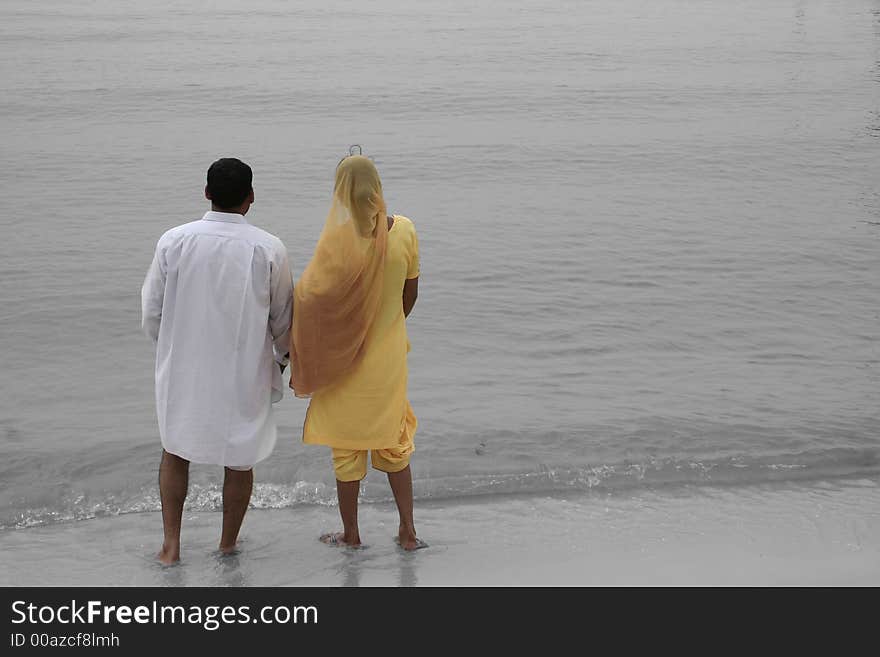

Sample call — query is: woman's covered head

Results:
[334,155,385,236]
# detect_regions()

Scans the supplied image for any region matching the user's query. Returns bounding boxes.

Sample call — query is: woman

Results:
[290,153,424,550]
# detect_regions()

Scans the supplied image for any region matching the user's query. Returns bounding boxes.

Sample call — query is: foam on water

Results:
[5,446,878,530]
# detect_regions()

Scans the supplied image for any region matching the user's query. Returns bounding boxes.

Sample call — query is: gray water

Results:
[1,0,878,529]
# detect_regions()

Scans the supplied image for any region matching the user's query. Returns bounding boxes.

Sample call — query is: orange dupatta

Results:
[289,155,388,397]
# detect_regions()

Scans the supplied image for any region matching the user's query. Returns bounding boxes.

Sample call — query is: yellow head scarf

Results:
[289,156,388,397]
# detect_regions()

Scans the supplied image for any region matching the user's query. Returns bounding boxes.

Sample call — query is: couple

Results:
[141,154,423,565]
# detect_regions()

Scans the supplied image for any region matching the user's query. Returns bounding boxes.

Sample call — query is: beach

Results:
[1,0,878,587]
[3,478,878,586]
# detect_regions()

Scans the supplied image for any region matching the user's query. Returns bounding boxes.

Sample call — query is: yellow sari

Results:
[290,156,419,450]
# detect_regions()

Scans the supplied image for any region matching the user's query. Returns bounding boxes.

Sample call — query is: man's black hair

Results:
[206,158,253,209]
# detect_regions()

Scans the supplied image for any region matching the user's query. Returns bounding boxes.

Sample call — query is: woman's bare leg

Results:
[387,465,421,550]
[326,479,362,546]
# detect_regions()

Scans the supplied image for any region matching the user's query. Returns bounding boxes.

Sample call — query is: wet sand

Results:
[2,478,878,586]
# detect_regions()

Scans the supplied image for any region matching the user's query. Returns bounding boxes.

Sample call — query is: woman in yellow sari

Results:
[290,154,424,550]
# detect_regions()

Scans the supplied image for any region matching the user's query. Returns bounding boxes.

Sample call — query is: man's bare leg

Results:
[321,479,362,546]
[158,449,189,565]
[387,465,421,550]
[220,467,253,554]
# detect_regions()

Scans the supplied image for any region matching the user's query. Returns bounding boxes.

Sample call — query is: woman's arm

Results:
[403,276,418,318]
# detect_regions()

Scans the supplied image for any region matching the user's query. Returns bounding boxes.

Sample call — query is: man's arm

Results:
[269,242,294,368]
[141,245,166,344]
[403,276,418,318]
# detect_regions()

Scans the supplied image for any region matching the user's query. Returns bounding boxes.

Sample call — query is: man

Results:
[141,158,293,565]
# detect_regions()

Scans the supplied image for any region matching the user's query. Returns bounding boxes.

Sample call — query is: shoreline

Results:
[2,478,878,586]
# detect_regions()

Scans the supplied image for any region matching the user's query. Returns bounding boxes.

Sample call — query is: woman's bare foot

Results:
[320,531,362,547]
[157,543,180,566]
[397,526,427,551]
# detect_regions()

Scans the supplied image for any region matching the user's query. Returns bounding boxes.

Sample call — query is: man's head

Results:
[205,158,254,214]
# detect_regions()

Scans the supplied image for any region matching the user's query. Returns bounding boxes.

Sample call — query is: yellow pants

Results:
[332,446,412,482]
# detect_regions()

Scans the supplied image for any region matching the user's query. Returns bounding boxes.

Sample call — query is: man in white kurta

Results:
[141,157,292,564]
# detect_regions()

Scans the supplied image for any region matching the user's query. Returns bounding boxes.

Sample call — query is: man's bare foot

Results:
[319,531,362,547]
[157,544,180,566]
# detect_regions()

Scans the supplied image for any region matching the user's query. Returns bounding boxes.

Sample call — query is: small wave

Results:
[3,447,878,530]
[5,480,338,530]
[593,279,662,288]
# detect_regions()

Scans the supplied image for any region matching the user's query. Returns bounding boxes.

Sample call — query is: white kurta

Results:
[141,211,293,467]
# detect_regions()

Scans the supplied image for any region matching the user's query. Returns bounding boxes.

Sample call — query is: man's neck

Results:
[211,204,245,215]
